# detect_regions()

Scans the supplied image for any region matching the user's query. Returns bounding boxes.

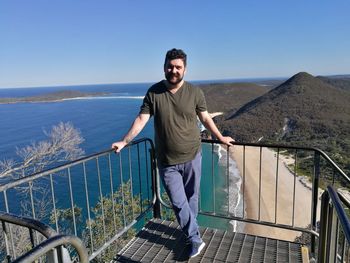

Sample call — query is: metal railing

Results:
[1,138,349,262]
[0,138,156,262]
[0,211,88,262]
[318,186,350,263]
[154,140,350,257]
[14,234,88,263]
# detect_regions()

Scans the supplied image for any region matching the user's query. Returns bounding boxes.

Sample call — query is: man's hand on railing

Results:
[111,140,127,153]
[111,114,150,153]
[219,136,235,147]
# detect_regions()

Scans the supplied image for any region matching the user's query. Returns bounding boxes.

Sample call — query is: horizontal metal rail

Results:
[13,234,89,263]
[0,138,155,192]
[198,210,318,236]
[0,211,57,238]
[202,139,350,183]
[1,212,58,262]
[0,212,89,263]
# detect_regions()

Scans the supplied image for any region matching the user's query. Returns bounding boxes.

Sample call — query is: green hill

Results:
[222,72,350,142]
[205,72,350,174]
[199,82,271,114]
[317,75,350,91]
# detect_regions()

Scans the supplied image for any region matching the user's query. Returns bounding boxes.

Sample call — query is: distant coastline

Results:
[0,90,110,104]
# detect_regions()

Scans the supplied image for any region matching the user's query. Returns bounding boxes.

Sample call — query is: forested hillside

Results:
[199,82,271,114]
[200,72,350,174]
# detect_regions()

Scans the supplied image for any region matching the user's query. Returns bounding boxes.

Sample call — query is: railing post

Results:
[327,205,338,263]
[2,220,11,263]
[318,190,329,263]
[150,149,161,219]
[311,151,321,255]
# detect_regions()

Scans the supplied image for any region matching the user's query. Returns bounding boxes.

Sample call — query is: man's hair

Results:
[164,48,187,67]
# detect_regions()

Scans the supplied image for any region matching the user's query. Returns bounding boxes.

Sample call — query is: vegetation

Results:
[0,122,84,181]
[317,75,350,91]
[199,82,271,114]
[0,122,85,261]
[201,72,350,178]
[81,181,140,262]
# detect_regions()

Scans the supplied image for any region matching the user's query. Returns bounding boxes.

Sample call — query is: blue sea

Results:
[0,82,243,231]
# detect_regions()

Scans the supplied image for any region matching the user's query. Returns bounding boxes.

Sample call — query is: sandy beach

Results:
[230,146,319,242]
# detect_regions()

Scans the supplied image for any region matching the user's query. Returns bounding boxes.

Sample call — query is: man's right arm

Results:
[111,113,151,152]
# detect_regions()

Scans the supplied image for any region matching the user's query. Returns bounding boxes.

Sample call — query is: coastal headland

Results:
[202,73,350,240]
[0,90,109,104]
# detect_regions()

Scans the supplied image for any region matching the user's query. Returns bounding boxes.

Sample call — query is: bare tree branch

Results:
[0,122,85,259]
[0,122,84,180]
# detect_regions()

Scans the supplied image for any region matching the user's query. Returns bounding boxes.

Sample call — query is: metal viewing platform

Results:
[0,138,349,262]
[115,218,307,262]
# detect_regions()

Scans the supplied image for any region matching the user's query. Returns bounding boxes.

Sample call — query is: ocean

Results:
[0,82,243,231]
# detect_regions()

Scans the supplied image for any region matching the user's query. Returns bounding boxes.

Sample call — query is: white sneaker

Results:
[189,241,206,258]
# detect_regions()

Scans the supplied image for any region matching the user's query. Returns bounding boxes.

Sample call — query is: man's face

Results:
[164,58,186,85]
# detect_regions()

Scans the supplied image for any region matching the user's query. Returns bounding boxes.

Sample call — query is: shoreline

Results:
[0,91,110,104]
[230,145,319,241]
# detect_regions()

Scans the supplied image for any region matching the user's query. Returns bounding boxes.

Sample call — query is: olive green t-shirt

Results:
[140,80,207,165]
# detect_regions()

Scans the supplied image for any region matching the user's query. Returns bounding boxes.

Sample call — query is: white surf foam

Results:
[214,145,244,232]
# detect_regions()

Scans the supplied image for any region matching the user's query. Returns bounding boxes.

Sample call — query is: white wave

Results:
[214,144,223,160]
[216,146,244,232]
[61,96,144,101]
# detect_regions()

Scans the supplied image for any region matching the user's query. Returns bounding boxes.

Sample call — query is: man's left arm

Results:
[197,111,234,146]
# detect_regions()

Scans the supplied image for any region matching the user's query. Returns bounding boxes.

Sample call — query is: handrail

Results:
[318,186,350,262]
[328,187,350,242]
[13,234,89,263]
[202,139,350,183]
[0,211,57,238]
[0,138,155,192]
[0,212,88,262]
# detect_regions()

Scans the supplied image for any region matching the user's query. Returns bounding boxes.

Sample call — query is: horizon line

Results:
[0,72,349,89]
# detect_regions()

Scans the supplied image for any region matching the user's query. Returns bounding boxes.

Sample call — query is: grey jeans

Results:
[158,150,202,244]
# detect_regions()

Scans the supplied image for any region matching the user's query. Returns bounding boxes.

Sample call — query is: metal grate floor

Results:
[115,219,307,263]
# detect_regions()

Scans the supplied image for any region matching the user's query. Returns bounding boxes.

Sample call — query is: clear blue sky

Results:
[0,0,349,88]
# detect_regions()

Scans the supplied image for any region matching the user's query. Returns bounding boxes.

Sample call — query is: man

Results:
[112,48,234,258]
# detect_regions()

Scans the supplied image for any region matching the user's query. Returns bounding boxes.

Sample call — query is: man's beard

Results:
[165,72,183,85]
